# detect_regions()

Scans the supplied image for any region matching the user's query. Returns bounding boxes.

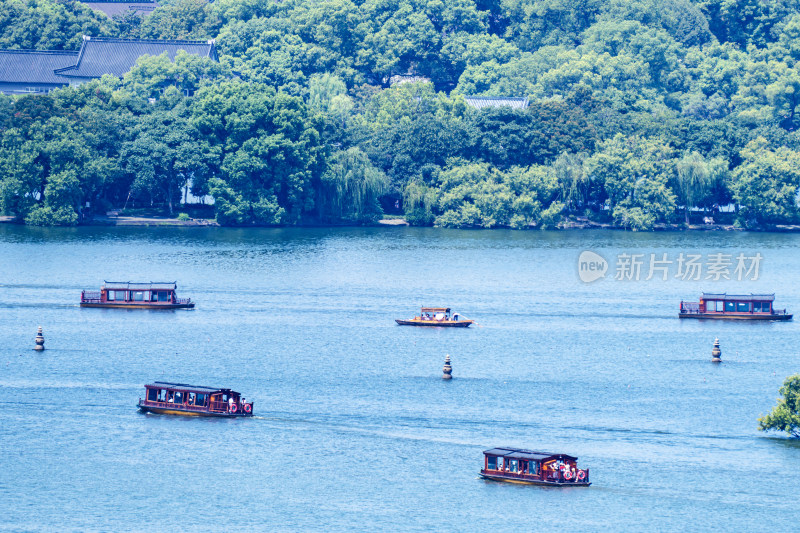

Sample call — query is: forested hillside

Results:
[3,0,800,229]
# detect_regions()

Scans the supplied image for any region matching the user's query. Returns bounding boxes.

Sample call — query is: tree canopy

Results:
[758,374,800,438]
[2,0,800,228]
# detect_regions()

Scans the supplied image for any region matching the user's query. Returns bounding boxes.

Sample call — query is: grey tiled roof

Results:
[464,96,530,110]
[55,36,217,79]
[103,281,178,291]
[0,50,78,84]
[82,1,158,18]
[701,293,775,301]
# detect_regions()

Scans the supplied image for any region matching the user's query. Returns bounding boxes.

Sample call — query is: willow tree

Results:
[675,151,712,224]
[317,147,388,223]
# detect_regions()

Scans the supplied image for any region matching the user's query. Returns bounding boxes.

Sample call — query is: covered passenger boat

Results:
[480,447,591,486]
[138,382,253,417]
[679,293,791,320]
[80,281,194,309]
[395,307,474,327]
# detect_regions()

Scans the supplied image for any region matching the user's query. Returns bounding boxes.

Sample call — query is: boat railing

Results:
[679,301,700,313]
[482,467,589,483]
[176,298,192,305]
[140,398,212,412]
[81,291,102,303]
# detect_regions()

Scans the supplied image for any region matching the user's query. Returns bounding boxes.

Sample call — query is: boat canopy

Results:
[104,281,178,291]
[421,307,450,312]
[483,447,577,462]
[145,381,232,394]
[701,293,775,302]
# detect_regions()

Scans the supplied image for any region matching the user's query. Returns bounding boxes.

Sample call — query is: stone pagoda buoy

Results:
[34,326,45,351]
[442,354,452,380]
[711,338,722,363]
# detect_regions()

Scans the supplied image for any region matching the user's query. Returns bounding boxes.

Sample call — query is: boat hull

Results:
[679,313,792,321]
[480,473,590,487]
[138,405,250,417]
[81,302,195,309]
[395,319,473,327]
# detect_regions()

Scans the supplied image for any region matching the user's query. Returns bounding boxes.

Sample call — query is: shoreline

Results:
[3,214,800,232]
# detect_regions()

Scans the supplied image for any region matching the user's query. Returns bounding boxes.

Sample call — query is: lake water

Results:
[0,225,798,532]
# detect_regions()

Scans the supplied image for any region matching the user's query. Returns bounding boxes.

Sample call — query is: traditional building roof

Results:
[464,96,529,110]
[483,447,577,461]
[0,50,78,84]
[146,382,232,394]
[54,36,217,79]
[701,293,775,302]
[103,281,178,291]
[82,1,159,18]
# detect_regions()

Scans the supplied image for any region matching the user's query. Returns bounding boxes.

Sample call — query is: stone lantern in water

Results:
[711,338,722,363]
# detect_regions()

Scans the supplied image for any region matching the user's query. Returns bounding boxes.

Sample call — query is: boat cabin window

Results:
[724,301,735,312]
[133,291,144,301]
[159,291,171,302]
[195,393,207,406]
[147,388,158,402]
[714,300,723,312]
[507,459,518,472]
[737,302,750,312]
[167,390,175,403]
[487,456,498,470]
[754,302,768,312]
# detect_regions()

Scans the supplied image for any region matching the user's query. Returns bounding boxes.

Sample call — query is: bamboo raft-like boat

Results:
[395,307,474,327]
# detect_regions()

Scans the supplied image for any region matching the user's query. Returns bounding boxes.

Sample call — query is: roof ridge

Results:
[0,49,79,55]
[84,36,215,45]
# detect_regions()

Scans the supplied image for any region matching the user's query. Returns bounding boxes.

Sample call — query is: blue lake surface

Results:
[0,225,798,531]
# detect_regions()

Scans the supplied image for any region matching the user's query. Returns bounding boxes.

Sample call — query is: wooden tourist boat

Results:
[679,293,792,320]
[80,281,194,309]
[395,307,474,327]
[480,447,591,487]
[138,382,253,417]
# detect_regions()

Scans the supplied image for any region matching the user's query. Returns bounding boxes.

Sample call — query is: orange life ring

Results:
[564,470,573,480]
[577,470,586,481]
[244,403,252,414]
[230,403,237,413]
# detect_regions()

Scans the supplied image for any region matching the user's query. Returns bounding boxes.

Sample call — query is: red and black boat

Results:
[480,447,591,486]
[679,293,791,320]
[81,281,194,309]
[138,382,253,417]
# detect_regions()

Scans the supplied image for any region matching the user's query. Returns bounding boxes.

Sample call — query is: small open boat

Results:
[480,447,591,486]
[81,281,194,309]
[679,293,791,320]
[138,382,253,417]
[395,307,474,327]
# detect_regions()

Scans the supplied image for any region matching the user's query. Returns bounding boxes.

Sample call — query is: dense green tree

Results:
[730,137,800,226]
[191,81,324,225]
[758,374,800,438]
[0,0,113,50]
[137,0,220,40]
